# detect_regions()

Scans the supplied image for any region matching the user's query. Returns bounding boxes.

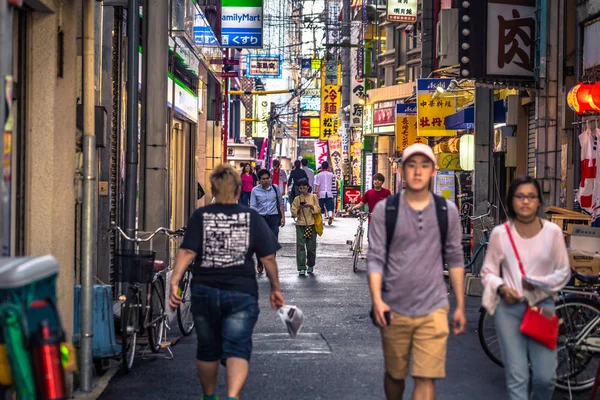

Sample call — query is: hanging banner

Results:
[315,140,329,168]
[328,134,343,181]
[387,0,418,22]
[351,141,363,186]
[341,121,350,160]
[416,78,456,137]
[396,103,425,151]
[255,97,270,138]
[221,0,263,48]
[350,21,364,128]
[363,103,373,135]
[364,153,373,191]
[326,0,342,44]
[320,68,341,141]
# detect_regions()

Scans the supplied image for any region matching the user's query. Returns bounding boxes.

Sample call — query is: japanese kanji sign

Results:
[315,140,329,168]
[396,104,425,151]
[320,67,341,141]
[416,79,456,137]
[221,0,263,48]
[387,0,418,22]
[350,21,364,128]
[486,0,535,77]
[246,55,282,78]
[351,141,363,186]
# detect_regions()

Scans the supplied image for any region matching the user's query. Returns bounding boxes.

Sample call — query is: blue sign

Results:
[416,78,453,92]
[246,54,282,78]
[221,30,262,47]
[221,0,264,48]
[397,104,417,115]
[301,59,312,69]
[193,13,220,47]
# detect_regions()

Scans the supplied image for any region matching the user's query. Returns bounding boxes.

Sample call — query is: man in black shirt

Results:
[169,164,285,400]
[287,159,308,207]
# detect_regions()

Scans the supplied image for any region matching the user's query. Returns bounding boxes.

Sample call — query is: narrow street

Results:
[98,215,585,400]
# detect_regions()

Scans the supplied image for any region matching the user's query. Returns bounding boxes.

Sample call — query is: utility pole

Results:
[342,0,351,181]
[266,102,276,167]
[124,0,140,250]
[80,0,97,391]
[223,49,230,163]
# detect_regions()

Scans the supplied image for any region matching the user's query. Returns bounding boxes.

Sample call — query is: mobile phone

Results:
[384,311,391,326]
[300,201,306,206]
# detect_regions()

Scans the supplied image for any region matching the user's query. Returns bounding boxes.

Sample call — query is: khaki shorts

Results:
[381,306,449,380]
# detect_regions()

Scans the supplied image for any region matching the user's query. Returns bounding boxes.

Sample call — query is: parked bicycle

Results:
[461,203,497,275]
[346,211,369,273]
[112,223,189,372]
[479,270,600,393]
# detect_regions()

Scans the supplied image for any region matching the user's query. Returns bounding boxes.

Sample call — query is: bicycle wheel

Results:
[177,269,195,336]
[353,229,363,273]
[121,288,139,373]
[555,297,600,393]
[478,308,504,367]
[148,277,165,353]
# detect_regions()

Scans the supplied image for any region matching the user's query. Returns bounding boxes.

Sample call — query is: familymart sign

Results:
[221,0,263,48]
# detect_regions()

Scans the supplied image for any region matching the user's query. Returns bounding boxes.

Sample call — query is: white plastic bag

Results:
[277,305,304,338]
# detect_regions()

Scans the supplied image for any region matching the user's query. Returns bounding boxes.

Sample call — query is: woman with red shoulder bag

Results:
[481,176,570,400]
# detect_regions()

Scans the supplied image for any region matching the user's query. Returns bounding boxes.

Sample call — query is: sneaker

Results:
[307,267,314,274]
[299,270,306,276]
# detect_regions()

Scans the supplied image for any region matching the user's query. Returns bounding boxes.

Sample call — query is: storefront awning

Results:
[444,99,506,130]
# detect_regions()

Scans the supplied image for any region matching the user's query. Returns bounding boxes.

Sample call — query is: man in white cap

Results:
[367,143,466,400]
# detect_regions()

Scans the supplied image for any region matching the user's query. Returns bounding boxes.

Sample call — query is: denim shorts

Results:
[191,284,260,362]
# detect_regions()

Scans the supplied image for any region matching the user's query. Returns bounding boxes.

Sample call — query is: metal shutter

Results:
[527,104,537,177]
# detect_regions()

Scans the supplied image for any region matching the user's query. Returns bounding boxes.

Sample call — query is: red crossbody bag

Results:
[504,223,559,350]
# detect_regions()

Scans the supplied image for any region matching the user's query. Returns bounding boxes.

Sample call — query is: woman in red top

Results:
[239,163,258,206]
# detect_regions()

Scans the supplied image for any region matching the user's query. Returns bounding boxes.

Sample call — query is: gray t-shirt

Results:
[367,193,464,317]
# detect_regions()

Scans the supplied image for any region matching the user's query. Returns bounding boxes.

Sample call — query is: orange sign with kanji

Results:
[396,104,425,151]
[320,67,341,140]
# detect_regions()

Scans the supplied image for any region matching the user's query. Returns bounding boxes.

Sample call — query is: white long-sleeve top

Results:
[481,221,571,315]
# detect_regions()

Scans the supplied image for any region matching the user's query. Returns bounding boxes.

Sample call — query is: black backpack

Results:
[384,193,449,268]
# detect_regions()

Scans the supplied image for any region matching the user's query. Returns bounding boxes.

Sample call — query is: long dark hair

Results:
[506,176,543,219]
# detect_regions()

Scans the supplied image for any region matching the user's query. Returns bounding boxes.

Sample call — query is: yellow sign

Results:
[320,67,341,140]
[395,104,425,151]
[416,79,456,137]
[436,152,462,171]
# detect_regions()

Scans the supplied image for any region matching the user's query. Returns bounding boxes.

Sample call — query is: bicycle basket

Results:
[115,251,156,283]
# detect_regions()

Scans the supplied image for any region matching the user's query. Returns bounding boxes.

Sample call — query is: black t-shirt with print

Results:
[180,203,281,297]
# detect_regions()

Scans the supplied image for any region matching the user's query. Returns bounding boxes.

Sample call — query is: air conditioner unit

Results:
[505,94,519,126]
[436,8,458,68]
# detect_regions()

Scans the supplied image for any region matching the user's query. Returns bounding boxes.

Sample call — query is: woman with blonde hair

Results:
[169,164,285,400]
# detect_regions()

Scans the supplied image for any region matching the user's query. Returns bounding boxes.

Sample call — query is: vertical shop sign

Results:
[320,68,341,141]
[396,103,425,151]
[364,153,373,190]
[363,103,373,135]
[256,98,270,138]
[416,78,456,137]
[315,140,329,168]
[341,121,350,160]
[326,0,342,44]
[351,141,363,186]
[486,0,536,78]
[328,134,343,181]
[387,0,418,22]
[350,21,364,128]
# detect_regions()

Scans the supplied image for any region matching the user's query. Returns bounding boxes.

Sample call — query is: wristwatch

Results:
[497,285,505,297]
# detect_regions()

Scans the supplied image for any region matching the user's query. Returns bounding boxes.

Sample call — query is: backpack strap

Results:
[433,194,449,266]
[384,193,401,272]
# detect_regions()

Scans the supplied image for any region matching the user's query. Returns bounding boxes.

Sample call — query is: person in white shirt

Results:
[314,161,335,225]
[481,176,570,400]
[301,158,315,192]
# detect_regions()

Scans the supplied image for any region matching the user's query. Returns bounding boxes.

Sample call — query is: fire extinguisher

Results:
[30,319,67,400]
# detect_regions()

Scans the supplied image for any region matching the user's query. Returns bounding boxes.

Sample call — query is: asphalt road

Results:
[99,214,590,400]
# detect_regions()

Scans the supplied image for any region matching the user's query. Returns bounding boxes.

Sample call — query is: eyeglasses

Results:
[514,194,539,202]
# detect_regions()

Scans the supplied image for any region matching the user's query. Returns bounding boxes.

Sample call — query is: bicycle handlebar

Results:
[110,222,186,243]
[467,203,497,221]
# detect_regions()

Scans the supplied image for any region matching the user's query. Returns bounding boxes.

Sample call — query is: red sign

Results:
[300,117,311,137]
[343,186,362,206]
[299,117,320,138]
[8,0,23,5]
[220,71,238,78]
[224,59,240,66]
[373,107,395,126]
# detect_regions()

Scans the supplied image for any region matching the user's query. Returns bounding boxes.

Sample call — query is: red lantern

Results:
[568,83,600,114]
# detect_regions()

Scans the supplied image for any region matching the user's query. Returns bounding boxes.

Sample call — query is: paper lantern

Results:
[568,83,600,114]
[459,134,475,171]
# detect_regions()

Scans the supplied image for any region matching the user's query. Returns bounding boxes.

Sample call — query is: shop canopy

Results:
[444,99,506,130]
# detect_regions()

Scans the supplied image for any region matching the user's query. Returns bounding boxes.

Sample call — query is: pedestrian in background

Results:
[169,164,285,400]
[251,169,285,273]
[301,158,315,192]
[239,163,257,207]
[291,178,320,276]
[349,172,392,221]
[367,143,466,400]
[288,159,308,207]
[314,161,335,225]
[270,159,288,209]
[481,176,570,400]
